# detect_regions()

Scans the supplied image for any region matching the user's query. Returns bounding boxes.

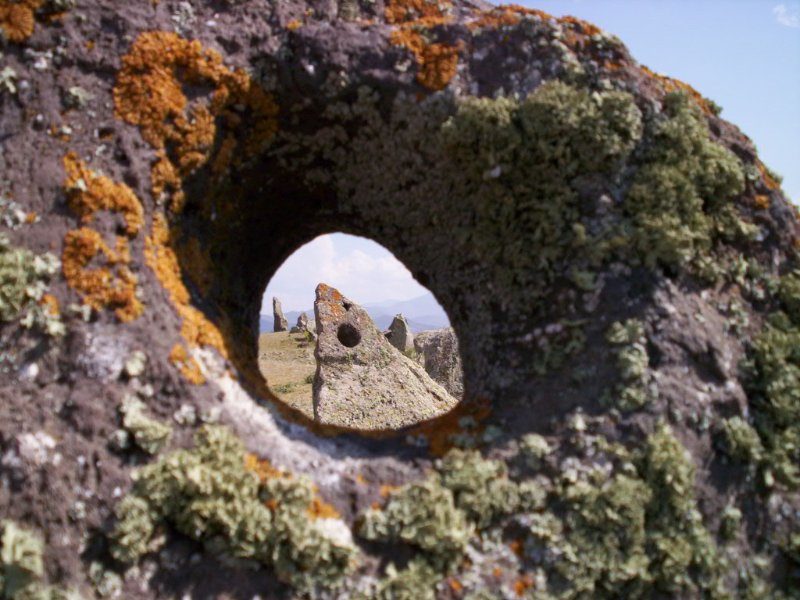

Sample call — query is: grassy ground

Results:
[257,331,316,418]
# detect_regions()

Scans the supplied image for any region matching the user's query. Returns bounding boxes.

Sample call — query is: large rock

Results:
[312,284,457,429]
[385,313,414,353]
[272,297,288,332]
[1,0,797,596]
[414,328,464,398]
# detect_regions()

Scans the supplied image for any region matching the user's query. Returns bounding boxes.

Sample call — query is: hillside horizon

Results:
[260,291,450,333]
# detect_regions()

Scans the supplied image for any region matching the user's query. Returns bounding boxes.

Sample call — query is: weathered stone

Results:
[414,328,464,399]
[272,297,288,332]
[312,284,457,429]
[385,313,415,353]
[1,0,797,596]
[297,312,309,331]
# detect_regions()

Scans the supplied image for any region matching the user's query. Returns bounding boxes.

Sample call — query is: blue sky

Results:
[264,1,799,314]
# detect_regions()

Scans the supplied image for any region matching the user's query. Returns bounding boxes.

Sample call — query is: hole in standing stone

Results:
[336,323,361,347]
[258,233,465,431]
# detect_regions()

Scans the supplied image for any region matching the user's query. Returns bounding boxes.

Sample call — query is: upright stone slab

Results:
[272,297,288,332]
[312,284,457,429]
[385,314,415,353]
[414,328,464,399]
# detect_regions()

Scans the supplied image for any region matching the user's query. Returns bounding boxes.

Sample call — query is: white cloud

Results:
[262,234,429,313]
[774,3,800,28]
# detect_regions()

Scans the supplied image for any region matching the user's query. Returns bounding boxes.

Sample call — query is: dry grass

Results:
[257,331,316,418]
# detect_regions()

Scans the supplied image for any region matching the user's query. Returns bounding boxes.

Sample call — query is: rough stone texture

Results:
[272,296,288,332]
[0,0,798,596]
[385,313,415,353]
[414,327,464,398]
[313,284,457,429]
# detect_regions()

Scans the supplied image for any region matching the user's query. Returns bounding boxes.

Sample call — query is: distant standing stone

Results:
[385,314,415,353]
[273,297,288,332]
[414,328,464,398]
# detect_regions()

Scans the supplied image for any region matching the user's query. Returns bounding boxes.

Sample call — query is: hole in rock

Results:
[336,323,361,347]
[258,233,464,431]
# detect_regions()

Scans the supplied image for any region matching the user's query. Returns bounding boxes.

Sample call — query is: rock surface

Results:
[385,313,415,353]
[312,284,457,429]
[414,327,464,398]
[272,296,288,332]
[0,0,798,596]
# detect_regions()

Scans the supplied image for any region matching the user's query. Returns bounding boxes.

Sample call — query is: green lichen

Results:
[110,425,356,590]
[0,235,63,336]
[719,504,742,542]
[358,478,473,571]
[358,448,542,590]
[717,416,764,464]
[623,92,747,271]
[604,319,651,411]
[519,433,551,470]
[638,423,726,596]
[520,424,729,598]
[0,521,43,599]
[363,557,439,600]
[437,449,521,528]
[0,521,81,600]
[741,311,800,488]
[118,396,172,455]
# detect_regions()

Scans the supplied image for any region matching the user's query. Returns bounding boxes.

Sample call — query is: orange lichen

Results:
[514,574,535,596]
[641,65,716,116]
[447,578,464,593]
[145,213,230,384]
[385,0,460,91]
[379,484,400,498]
[409,397,491,456]
[61,227,143,322]
[756,159,781,191]
[754,194,771,210]
[307,497,341,520]
[39,293,59,316]
[417,42,461,91]
[0,0,42,43]
[468,4,551,31]
[113,31,278,213]
[286,18,302,31]
[244,453,339,519]
[560,14,602,36]
[169,343,206,385]
[244,453,289,482]
[64,152,144,236]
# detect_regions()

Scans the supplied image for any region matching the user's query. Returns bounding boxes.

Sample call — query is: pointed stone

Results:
[273,297,288,332]
[414,328,464,399]
[385,314,415,353]
[312,283,458,430]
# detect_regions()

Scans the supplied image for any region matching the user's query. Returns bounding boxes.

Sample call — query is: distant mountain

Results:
[260,292,450,333]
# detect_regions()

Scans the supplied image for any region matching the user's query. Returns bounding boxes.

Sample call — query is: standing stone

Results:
[312,283,458,430]
[385,314,415,353]
[272,297,288,332]
[414,328,464,399]
[297,312,309,331]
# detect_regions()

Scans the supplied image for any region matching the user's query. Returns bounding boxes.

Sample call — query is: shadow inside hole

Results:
[337,323,361,347]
